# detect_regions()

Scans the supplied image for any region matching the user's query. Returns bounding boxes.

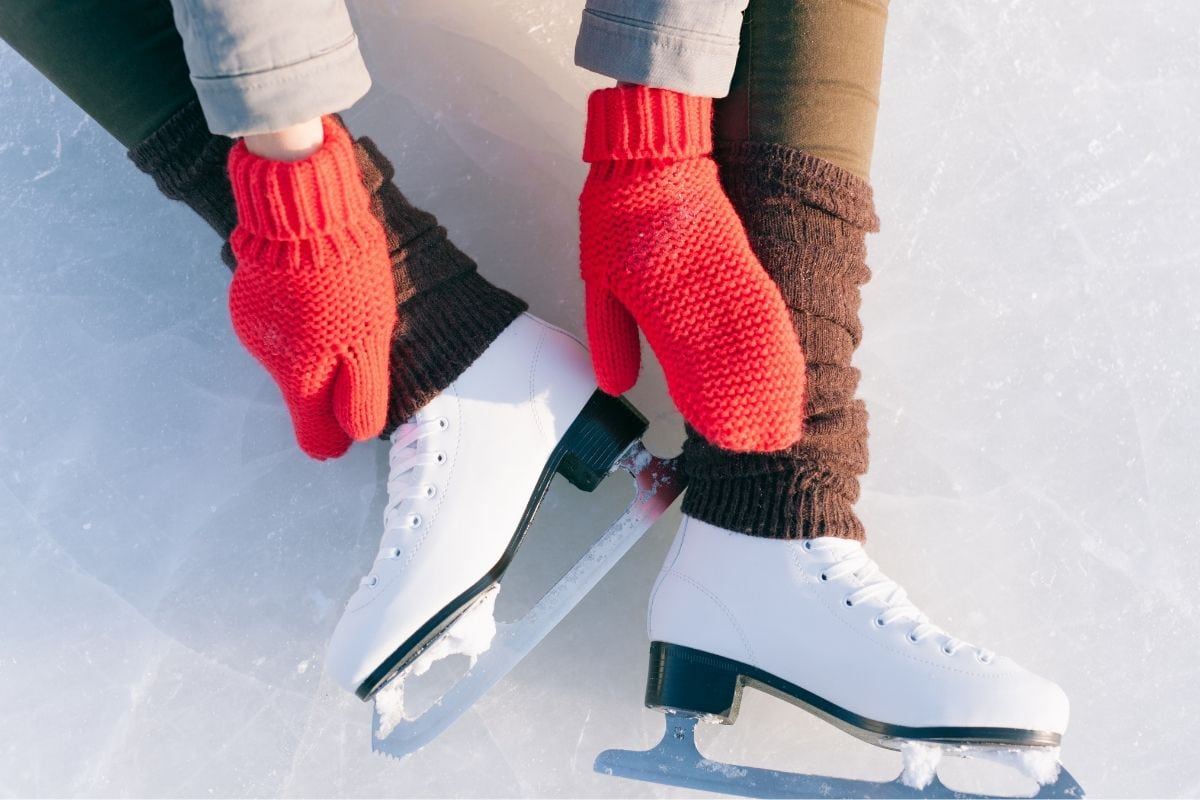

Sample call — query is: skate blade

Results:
[371,441,683,761]
[594,715,1086,799]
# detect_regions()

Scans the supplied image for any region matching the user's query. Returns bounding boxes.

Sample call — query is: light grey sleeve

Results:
[168,0,372,137]
[574,0,749,98]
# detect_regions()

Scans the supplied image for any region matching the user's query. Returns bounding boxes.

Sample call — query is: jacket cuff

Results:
[574,1,746,98]
[192,33,371,137]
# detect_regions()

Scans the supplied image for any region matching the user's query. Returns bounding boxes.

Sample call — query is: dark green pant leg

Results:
[715,0,889,179]
[0,0,195,147]
[1,0,236,265]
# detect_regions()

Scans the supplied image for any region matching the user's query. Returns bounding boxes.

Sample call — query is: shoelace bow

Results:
[360,417,445,587]
[805,538,995,662]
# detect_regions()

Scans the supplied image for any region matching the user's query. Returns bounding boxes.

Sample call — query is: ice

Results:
[2,0,1200,796]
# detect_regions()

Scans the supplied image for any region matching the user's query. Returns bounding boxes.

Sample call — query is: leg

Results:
[716,0,889,178]
[682,0,887,540]
[643,0,1069,761]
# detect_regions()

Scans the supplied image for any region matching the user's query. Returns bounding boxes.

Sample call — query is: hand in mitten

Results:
[579,86,805,452]
[228,117,396,459]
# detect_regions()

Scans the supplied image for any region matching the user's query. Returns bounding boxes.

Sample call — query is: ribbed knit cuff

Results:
[127,99,238,270]
[582,86,713,162]
[384,272,526,433]
[681,430,867,541]
[227,116,371,239]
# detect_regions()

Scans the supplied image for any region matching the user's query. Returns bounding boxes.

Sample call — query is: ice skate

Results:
[325,312,683,757]
[595,517,1085,798]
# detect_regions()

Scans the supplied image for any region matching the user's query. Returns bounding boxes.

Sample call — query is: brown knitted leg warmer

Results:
[126,100,238,269]
[351,136,527,431]
[680,142,878,540]
[127,100,525,434]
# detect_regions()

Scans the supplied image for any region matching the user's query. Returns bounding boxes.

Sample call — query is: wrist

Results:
[243,117,325,162]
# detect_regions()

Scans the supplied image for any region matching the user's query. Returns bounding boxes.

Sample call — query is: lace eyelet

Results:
[390,547,402,559]
[819,573,828,582]
[424,485,437,498]
[843,598,853,608]
[409,514,423,528]
[977,652,994,664]
[437,417,449,430]
[366,575,378,587]
[874,617,886,628]
[941,645,954,656]
[802,540,813,551]
[907,632,919,644]
[435,452,447,465]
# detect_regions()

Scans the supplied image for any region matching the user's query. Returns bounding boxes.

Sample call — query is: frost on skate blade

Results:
[371,444,683,760]
[595,715,1085,799]
[374,586,499,740]
[373,457,630,735]
[900,739,1062,791]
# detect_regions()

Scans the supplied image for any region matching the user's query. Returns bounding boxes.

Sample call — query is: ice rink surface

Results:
[2,2,1198,796]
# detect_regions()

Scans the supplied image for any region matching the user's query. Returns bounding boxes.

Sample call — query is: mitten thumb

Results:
[332,340,391,441]
[585,282,641,395]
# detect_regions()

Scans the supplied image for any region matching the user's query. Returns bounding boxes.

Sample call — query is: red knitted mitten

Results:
[228,117,397,460]
[579,86,805,452]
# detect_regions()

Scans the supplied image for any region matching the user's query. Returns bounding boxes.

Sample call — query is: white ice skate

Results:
[326,313,682,758]
[595,516,1085,798]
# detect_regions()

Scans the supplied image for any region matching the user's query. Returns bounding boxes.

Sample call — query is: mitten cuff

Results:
[227,116,371,239]
[582,86,712,163]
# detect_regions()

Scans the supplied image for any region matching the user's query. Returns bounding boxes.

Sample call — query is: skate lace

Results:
[360,415,448,587]
[804,538,996,662]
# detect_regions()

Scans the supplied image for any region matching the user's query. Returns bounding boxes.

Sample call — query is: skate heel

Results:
[645,641,744,724]
[556,390,648,492]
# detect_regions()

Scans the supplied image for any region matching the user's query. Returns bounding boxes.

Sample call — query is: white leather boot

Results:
[645,516,1069,748]
[328,313,646,699]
